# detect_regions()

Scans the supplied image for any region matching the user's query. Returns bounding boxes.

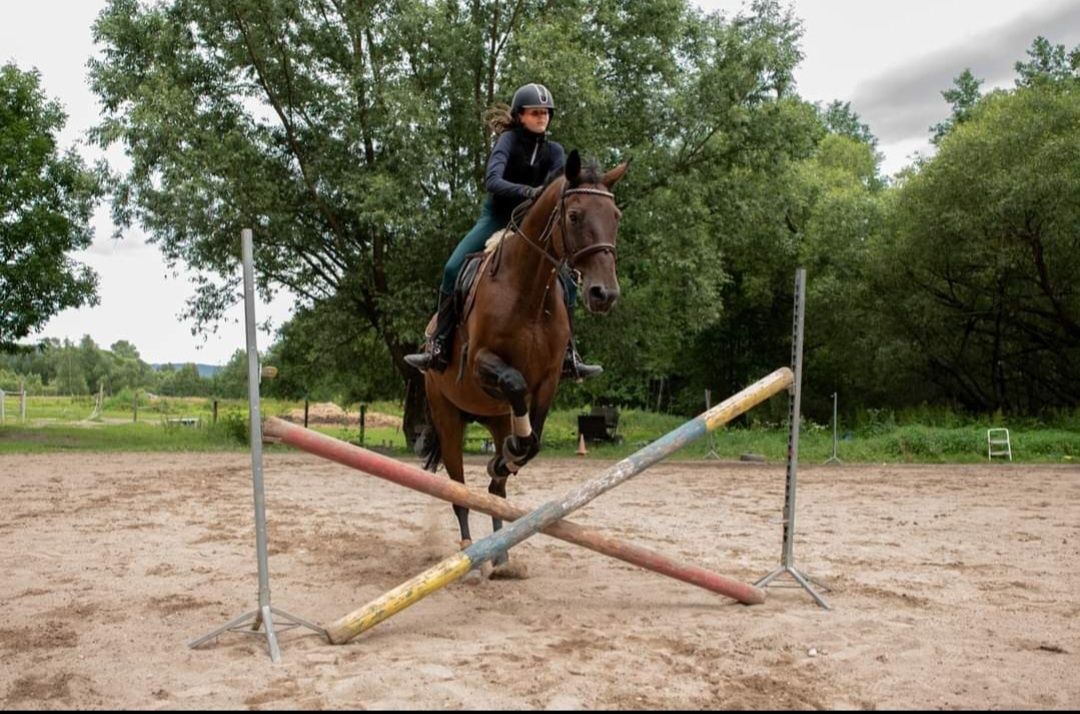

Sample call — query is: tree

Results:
[109,339,151,391]
[929,68,983,145]
[209,349,249,399]
[792,134,890,415]
[1014,36,1080,88]
[159,363,207,397]
[89,0,813,432]
[0,63,105,349]
[261,301,401,403]
[819,100,878,149]
[656,95,825,412]
[49,339,89,396]
[874,84,1080,412]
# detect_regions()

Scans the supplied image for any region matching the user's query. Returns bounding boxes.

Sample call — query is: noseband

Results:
[509,185,618,271]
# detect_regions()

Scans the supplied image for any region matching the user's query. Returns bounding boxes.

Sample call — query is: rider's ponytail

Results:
[484,102,516,136]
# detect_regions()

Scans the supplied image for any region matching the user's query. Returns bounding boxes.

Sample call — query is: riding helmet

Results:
[510,83,556,118]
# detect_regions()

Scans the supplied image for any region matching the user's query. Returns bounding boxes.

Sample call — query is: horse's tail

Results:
[417,402,441,473]
[420,427,441,472]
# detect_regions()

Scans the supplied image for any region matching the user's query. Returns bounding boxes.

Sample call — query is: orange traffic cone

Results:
[577,432,588,456]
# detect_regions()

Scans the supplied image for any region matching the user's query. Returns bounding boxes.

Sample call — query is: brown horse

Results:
[420,150,629,569]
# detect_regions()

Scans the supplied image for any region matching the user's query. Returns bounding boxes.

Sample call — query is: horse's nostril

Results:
[589,286,607,302]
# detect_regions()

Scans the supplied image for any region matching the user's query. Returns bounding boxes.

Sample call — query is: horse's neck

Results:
[501,192,563,314]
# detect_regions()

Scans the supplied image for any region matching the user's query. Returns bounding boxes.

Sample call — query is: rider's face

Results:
[520,107,550,133]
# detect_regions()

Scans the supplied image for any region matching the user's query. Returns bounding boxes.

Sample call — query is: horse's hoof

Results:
[489,561,529,580]
[462,567,486,586]
[459,539,472,550]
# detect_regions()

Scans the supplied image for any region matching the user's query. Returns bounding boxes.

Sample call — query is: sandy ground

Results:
[0,450,1077,710]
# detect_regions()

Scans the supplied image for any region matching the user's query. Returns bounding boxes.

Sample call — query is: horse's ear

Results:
[602,159,631,189]
[565,150,581,187]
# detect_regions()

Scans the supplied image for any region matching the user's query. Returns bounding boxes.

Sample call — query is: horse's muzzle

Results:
[585,284,620,314]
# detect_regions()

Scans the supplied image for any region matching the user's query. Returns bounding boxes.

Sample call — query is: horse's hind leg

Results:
[474,349,539,469]
[426,385,471,548]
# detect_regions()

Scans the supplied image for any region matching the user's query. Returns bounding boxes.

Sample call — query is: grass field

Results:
[0,394,1077,463]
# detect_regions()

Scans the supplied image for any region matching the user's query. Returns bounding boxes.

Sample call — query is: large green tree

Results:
[0,63,105,349]
[89,0,809,432]
[873,83,1080,412]
[560,0,813,412]
[789,132,888,415]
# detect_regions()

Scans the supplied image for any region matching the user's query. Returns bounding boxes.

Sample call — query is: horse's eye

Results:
[568,211,581,224]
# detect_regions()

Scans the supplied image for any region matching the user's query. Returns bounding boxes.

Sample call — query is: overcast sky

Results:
[4,0,1079,365]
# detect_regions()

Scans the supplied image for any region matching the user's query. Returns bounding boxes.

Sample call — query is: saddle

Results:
[423,230,510,339]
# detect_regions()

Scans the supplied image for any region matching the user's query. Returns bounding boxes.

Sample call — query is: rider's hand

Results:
[524,185,542,199]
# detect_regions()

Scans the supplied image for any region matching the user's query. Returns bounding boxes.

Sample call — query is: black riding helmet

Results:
[510,83,555,118]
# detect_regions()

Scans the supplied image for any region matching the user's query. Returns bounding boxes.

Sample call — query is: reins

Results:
[507,183,618,272]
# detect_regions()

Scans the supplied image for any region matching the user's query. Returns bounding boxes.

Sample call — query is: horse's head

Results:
[558,151,629,314]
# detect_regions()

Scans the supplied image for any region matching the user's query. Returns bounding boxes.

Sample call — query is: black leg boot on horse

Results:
[559,269,603,381]
[405,291,457,373]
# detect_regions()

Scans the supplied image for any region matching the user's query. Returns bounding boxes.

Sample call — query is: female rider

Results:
[404,83,601,380]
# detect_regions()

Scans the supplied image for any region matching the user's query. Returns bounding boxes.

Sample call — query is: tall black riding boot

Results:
[405,292,457,373]
[562,307,603,381]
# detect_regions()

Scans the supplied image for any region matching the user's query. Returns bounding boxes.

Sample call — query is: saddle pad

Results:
[484,228,512,254]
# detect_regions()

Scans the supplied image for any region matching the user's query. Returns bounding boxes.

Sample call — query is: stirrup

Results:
[404,352,432,371]
[409,338,451,373]
[563,350,603,381]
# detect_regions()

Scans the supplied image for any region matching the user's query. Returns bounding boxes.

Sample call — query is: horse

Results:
[419,150,629,573]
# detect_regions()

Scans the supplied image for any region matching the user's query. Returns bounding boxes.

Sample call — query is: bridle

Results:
[508,183,619,272]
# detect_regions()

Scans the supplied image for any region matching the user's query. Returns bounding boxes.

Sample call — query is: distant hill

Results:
[151,363,223,378]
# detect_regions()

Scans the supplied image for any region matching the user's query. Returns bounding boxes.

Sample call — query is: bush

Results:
[210,410,249,445]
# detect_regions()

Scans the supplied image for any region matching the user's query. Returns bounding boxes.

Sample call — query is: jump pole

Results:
[264,416,769,605]
[325,367,793,644]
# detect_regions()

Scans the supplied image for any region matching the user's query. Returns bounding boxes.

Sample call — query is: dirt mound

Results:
[280,402,401,429]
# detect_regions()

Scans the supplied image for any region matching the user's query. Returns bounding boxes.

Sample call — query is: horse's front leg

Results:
[474,349,539,470]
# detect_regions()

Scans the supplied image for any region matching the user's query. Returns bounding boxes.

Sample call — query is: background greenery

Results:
[1,393,1076,464]
[3,0,1079,454]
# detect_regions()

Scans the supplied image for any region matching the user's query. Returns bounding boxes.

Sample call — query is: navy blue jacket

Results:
[485,126,566,220]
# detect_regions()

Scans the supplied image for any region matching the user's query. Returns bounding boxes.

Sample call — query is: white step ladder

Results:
[987,428,1012,461]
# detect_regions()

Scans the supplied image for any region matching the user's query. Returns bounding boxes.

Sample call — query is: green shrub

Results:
[210,410,249,445]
